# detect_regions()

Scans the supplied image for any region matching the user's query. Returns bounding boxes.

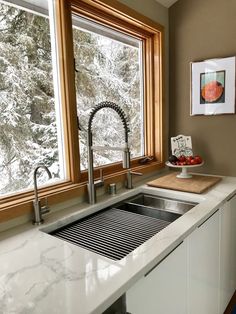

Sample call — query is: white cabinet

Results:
[219,195,236,313]
[126,241,187,314]
[230,195,236,291]
[188,210,220,314]
[126,197,236,314]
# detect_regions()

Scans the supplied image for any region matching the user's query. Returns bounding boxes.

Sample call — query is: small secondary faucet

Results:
[32,165,52,225]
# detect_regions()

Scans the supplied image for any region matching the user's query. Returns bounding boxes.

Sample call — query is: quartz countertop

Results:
[1,174,236,314]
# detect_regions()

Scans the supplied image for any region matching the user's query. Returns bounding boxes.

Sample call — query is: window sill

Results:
[0,161,164,224]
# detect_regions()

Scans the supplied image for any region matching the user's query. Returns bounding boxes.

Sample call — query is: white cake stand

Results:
[165,161,204,179]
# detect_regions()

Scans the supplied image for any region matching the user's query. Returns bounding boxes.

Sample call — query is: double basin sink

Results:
[49,193,198,260]
[118,193,195,222]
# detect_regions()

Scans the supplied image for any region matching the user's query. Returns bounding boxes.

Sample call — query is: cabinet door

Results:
[126,241,187,314]
[219,196,236,313]
[188,210,220,314]
[229,195,236,291]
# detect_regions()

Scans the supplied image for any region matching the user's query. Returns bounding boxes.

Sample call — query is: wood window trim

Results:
[0,0,165,223]
[71,0,165,179]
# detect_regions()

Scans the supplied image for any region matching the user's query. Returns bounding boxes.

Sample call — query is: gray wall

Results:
[118,0,168,27]
[169,0,236,176]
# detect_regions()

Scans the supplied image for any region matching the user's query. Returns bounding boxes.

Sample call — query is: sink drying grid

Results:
[50,208,170,260]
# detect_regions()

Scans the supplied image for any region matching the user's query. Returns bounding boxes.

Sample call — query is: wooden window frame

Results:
[0,0,165,223]
[71,0,165,182]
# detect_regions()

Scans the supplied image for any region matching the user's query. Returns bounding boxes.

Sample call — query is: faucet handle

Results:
[129,171,143,176]
[126,170,143,189]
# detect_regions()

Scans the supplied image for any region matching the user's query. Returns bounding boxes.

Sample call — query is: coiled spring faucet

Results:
[87,101,131,204]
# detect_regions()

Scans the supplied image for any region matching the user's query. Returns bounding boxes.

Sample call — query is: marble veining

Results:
[0,176,236,314]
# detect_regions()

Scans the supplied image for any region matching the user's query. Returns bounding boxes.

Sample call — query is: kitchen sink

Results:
[48,193,198,261]
[117,203,181,223]
[125,194,198,215]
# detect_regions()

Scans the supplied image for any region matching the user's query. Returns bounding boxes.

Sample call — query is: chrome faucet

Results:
[32,165,52,225]
[87,101,131,204]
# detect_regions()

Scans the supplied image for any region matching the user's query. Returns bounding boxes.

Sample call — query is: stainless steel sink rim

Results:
[126,193,197,215]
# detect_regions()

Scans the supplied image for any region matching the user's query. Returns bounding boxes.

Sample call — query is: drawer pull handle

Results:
[227,192,236,202]
[198,209,219,228]
[145,241,183,277]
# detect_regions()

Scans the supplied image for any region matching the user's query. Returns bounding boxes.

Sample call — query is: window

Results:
[0,0,65,197]
[0,0,164,222]
[72,15,144,170]
[70,0,165,180]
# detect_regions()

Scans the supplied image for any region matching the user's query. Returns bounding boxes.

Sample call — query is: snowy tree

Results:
[0,3,60,195]
[0,1,143,196]
[73,27,143,170]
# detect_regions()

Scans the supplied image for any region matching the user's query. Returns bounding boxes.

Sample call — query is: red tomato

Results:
[190,159,197,165]
[178,155,186,162]
[194,156,202,164]
[186,156,193,160]
[186,156,193,163]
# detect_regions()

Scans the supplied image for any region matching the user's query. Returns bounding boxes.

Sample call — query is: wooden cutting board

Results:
[147,172,222,194]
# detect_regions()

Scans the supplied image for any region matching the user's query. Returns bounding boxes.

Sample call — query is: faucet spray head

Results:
[123,148,130,169]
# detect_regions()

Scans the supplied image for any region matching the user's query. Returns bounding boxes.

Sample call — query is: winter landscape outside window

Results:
[0,0,65,196]
[0,0,163,222]
[72,16,144,171]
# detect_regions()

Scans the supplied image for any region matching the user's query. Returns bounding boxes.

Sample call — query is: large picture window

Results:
[0,0,164,223]
[0,0,65,197]
[73,15,144,170]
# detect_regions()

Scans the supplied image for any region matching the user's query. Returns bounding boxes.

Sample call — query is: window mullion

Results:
[145,36,155,157]
[55,0,81,183]
[154,32,164,163]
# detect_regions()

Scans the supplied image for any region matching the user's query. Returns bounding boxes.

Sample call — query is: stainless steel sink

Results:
[48,193,198,260]
[117,203,181,223]
[126,194,197,215]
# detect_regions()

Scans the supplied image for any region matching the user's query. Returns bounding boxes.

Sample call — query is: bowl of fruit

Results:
[166,155,204,178]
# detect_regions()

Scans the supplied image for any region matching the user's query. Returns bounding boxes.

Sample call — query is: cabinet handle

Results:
[227,192,236,202]
[197,209,219,228]
[144,241,183,277]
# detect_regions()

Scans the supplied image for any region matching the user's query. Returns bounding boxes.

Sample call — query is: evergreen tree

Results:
[0,3,59,194]
[0,2,143,195]
[73,28,142,170]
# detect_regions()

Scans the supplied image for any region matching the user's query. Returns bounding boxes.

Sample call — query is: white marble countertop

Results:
[1,174,236,314]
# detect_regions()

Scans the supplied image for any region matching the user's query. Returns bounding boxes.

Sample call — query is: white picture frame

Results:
[191,56,236,115]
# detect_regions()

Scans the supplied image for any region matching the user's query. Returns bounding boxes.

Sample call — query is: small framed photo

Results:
[171,135,193,157]
[191,56,236,115]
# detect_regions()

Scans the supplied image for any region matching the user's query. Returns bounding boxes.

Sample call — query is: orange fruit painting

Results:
[200,70,225,104]
[201,80,224,103]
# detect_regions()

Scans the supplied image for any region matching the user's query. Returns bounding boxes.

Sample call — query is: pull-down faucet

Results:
[32,165,52,225]
[87,101,142,204]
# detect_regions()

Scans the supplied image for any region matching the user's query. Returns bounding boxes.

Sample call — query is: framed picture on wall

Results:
[190,56,236,115]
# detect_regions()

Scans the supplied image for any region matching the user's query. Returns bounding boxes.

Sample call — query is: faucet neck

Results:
[33,165,52,225]
[87,101,130,204]
[87,137,96,204]
[87,101,129,144]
